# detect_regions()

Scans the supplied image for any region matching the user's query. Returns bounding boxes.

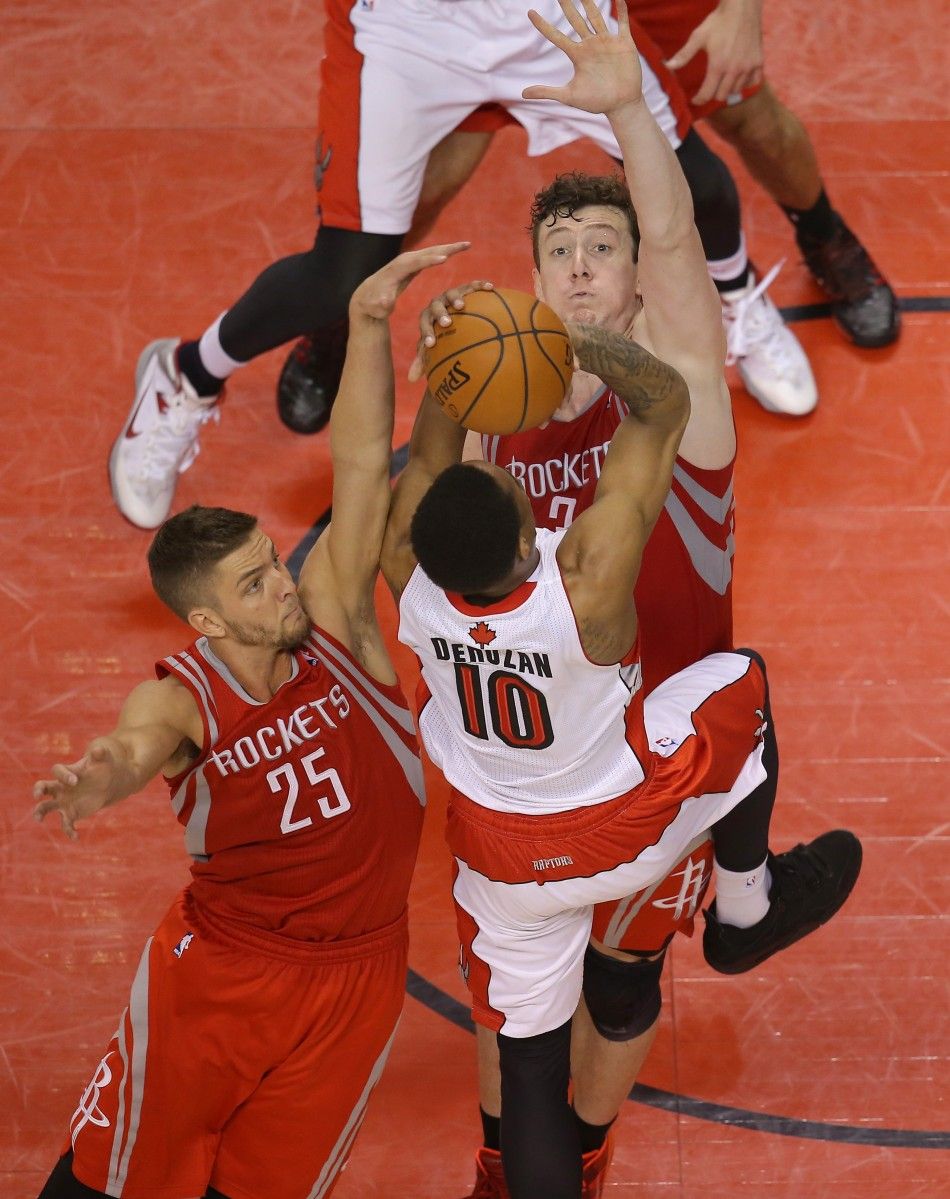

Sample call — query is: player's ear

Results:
[533,267,544,302]
[188,606,226,640]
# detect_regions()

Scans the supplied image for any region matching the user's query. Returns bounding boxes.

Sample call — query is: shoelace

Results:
[138,393,219,487]
[722,260,804,380]
[773,844,829,896]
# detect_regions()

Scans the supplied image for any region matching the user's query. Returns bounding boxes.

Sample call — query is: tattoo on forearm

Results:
[569,324,678,413]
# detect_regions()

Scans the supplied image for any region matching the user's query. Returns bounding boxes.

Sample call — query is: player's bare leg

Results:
[569,946,661,1127]
[408,130,495,247]
[708,85,899,347]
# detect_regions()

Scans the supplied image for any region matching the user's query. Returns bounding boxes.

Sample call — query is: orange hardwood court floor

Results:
[1,1,948,1195]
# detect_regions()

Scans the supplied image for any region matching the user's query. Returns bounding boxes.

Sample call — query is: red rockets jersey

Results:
[482,387,735,694]
[156,625,425,945]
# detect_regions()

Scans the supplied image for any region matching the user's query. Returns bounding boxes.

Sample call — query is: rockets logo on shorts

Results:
[70,1053,114,1145]
[650,854,710,922]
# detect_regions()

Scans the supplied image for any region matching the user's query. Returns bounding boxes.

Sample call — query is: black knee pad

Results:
[582,945,665,1042]
[674,128,742,263]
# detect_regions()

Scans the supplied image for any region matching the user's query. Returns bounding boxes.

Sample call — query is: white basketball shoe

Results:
[721,264,818,417]
[109,339,220,529]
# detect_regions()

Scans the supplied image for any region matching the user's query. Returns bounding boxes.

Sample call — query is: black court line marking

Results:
[405,970,949,1150]
[287,294,950,1150]
[779,295,950,323]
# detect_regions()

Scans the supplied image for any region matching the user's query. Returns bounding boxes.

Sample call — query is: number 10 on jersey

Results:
[455,663,553,750]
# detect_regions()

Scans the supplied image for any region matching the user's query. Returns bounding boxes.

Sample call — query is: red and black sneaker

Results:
[800,215,900,348]
[275,316,350,434]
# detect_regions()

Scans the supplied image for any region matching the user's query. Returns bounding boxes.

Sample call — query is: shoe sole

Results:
[707,837,863,975]
[832,312,902,349]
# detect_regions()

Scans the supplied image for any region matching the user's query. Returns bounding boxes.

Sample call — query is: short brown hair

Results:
[530,172,640,267]
[148,505,258,620]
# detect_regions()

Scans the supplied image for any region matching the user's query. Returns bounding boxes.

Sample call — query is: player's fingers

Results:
[613,0,632,39]
[33,793,60,818]
[527,9,573,53]
[522,84,567,103]
[664,31,701,71]
[692,69,725,107]
[60,811,78,841]
[408,352,426,384]
[558,0,595,39]
[579,0,610,37]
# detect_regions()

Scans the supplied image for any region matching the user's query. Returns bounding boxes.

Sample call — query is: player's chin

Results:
[281,608,311,649]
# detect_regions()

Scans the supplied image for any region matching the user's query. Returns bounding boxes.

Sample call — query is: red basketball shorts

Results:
[629,0,764,119]
[67,893,408,1199]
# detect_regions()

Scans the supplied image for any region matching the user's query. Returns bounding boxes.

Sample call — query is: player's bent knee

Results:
[308,226,404,300]
[582,944,665,1042]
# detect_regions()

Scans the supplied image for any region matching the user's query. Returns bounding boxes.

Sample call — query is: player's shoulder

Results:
[122,673,201,728]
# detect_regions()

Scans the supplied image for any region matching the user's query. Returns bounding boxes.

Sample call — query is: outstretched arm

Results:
[525,0,732,467]
[558,322,690,662]
[33,677,201,840]
[381,391,469,601]
[297,243,468,678]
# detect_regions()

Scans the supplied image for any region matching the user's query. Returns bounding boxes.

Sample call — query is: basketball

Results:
[423,288,574,434]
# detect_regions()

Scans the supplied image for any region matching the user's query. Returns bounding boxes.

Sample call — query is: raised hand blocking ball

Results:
[423,288,574,434]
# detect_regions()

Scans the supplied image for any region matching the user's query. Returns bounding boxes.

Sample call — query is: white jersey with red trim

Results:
[398,528,648,815]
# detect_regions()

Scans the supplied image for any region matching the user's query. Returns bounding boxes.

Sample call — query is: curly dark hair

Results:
[529,171,640,267]
[411,465,522,594]
[148,504,258,620]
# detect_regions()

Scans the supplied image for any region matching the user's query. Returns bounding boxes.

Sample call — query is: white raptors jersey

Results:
[398,528,649,815]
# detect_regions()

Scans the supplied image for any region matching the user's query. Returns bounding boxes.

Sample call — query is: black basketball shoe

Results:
[703,830,863,975]
[276,317,349,434]
[799,215,900,348]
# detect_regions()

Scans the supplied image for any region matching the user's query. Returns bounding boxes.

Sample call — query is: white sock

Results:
[713,856,771,929]
[708,233,749,294]
[198,314,244,381]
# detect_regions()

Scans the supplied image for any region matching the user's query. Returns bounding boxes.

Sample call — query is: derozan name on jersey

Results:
[504,439,611,499]
[209,684,351,776]
[430,639,552,678]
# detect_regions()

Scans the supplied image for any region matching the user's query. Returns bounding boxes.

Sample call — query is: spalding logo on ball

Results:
[423,288,574,434]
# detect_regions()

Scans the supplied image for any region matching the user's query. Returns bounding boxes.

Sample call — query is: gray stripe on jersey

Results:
[183,766,212,858]
[672,461,734,523]
[310,647,426,807]
[308,632,416,736]
[105,1015,130,1194]
[305,1022,399,1199]
[664,489,735,596]
[162,652,218,747]
[195,635,300,706]
[107,937,152,1196]
[170,774,189,818]
[177,651,220,745]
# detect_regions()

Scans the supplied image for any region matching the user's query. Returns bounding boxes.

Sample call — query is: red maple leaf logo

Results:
[469,620,497,647]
